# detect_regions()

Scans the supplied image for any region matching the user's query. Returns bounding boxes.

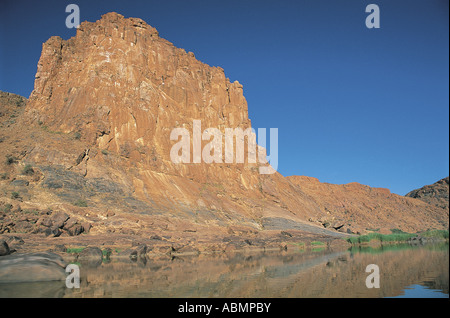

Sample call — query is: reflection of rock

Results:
[0,252,67,283]
[131,243,148,259]
[68,245,449,298]
[0,280,66,298]
[77,246,103,267]
[118,243,148,260]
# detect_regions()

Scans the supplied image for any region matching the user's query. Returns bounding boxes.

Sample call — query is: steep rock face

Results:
[406,177,449,211]
[27,12,250,173]
[23,12,320,234]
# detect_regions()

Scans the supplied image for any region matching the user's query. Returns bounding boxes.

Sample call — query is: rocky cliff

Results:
[406,177,449,211]
[0,13,448,254]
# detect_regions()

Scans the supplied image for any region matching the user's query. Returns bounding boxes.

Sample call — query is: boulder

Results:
[63,217,78,229]
[119,243,148,259]
[52,244,68,253]
[50,211,70,229]
[78,246,102,260]
[67,223,84,236]
[150,235,162,241]
[6,235,24,246]
[81,222,92,233]
[5,236,24,251]
[63,218,84,236]
[133,243,147,258]
[10,179,29,187]
[0,239,10,256]
[44,226,62,237]
[38,215,53,227]
[0,252,67,283]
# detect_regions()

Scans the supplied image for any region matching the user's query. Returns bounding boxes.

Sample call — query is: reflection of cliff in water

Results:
[66,243,449,298]
[306,243,448,297]
[1,243,447,298]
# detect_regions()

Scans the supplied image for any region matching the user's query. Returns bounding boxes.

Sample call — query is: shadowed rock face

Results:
[0,13,447,247]
[406,177,449,211]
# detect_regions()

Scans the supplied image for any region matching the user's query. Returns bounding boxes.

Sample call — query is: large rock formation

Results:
[20,12,325,237]
[406,177,449,211]
[0,13,448,253]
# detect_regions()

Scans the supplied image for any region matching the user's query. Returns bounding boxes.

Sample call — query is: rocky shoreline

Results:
[3,227,448,285]
[0,229,350,257]
[0,229,351,283]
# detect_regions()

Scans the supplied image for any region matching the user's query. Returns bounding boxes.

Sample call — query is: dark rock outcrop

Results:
[406,177,449,211]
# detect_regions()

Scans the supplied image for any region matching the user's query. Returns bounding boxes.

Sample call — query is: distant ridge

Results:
[406,177,449,211]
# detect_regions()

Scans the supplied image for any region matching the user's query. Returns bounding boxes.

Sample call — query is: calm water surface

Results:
[1,243,448,298]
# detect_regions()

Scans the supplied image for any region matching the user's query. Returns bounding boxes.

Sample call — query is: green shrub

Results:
[66,247,86,254]
[102,249,112,259]
[73,199,88,207]
[11,191,20,199]
[420,229,449,239]
[379,233,412,242]
[5,155,16,165]
[358,235,371,243]
[22,164,34,175]
[347,231,415,244]
[2,204,12,213]
[347,237,359,244]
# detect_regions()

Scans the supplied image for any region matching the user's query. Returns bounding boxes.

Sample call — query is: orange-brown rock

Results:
[287,176,448,234]
[0,13,448,252]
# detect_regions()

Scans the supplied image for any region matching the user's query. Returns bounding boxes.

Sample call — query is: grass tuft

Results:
[22,164,34,175]
[66,247,86,254]
[73,199,88,207]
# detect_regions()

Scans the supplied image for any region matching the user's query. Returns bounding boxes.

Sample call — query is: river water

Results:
[0,242,448,298]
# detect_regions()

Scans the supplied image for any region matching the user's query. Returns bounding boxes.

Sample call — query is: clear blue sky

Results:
[1,0,448,195]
